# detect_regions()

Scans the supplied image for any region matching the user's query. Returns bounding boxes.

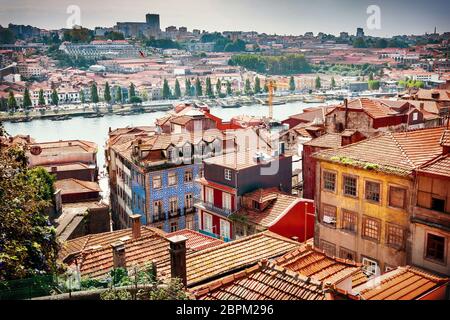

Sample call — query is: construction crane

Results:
[268,79,274,120]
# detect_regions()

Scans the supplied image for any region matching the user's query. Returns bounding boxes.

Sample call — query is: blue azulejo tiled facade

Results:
[131,164,201,233]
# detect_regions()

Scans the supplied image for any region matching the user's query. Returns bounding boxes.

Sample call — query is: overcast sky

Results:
[1,0,449,37]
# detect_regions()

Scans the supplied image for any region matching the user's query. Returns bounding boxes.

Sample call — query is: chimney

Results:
[344,98,348,130]
[130,214,141,239]
[168,235,188,287]
[419,102,424,110]
[111,241,126,269]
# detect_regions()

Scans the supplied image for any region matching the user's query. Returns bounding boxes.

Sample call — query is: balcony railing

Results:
[195,200,235,218]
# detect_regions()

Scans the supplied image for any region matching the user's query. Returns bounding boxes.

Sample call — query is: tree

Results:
[23,88,32,110]
[353,38,367,48]
[215,79,222,96]
[104,82,112,104]
[289,76,295,92]
[0,28,15,44]
[195,78,203,97]
[263,81,269,93]
[38,89,46,106]
[368,80,380,90]
[254,77,261,94]
[205,77,214,98]
[79,90,85,104]
[315,76,321,89]
[0,134,59,281]
[174,79,181,99]
[115,86,123,103]
[129,83,136,99]
[244,79,252,96]
[226,81,232,96]
[184,79,192,97]
[331,77,336,88]
[369,73,374,81]
[90,83,99,103]
[50,89,59,106]
[7,91,17,112]
[162,79,171,99]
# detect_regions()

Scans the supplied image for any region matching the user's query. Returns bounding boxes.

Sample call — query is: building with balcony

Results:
[195,146,295,241]
[313,126,449,276]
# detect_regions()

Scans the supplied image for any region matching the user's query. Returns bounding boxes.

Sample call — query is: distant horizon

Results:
[1,0,450,37]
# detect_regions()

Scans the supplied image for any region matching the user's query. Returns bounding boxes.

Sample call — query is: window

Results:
[321,204,337,227]
[362,216,381,242]
[170,221,178,232]
[185,215,194,230]
[220,219,231,239]
[343,175,358,197]
[365,181,381,203]
[184,170,193,183]
[426,233,445,263]
[205,187,214,204]
[323,171,336,192]
[339,247,356,261]
[389,186,406,209]
[386,224,405,249]
[224,169,232,181]
[431,197,446,213]
[222,192,232,211]
[412,112,418,121]
[342,210,357,233]
[152,175,161,189]
[185,193,193,210]
[153,200,163,218]
[320,240,336,257]
[169,197,178,215]
[252,200,261,210]
[203,212,213,233]
[168,171,177,186]
[362,257,379,276]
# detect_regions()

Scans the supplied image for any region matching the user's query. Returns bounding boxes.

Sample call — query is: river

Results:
[3,101,339,196]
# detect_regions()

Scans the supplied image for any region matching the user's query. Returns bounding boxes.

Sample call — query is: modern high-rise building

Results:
[356,27,365,38]
[146,14,160,31]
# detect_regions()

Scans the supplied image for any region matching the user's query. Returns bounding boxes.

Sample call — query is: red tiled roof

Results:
[158,231,300,287]
[191,260,327,300]
[417,154,450,178]
[304,133,343,149]
[314,127,446,176]
[54,179,101,195]
[350,266,449,300]
[166,229,224,251]
[274,245,365,287]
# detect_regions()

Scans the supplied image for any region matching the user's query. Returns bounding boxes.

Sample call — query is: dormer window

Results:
[252,200,261,210]
[224,169,232,181]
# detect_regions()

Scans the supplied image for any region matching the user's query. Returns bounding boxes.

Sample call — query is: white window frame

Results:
[224,169,232,181]
[222,192,232,211]
[362,257,379,276]
[220,219,231,239]
[205,187,214,204]
[203,212,213,233]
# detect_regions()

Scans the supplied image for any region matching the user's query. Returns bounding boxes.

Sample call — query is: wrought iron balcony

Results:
[194,200,235,218]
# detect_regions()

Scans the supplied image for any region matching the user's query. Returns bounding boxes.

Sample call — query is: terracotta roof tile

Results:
[54,178,101,195]
[351,266,449,300]
[274,245,362,287]
[158,231,300,287]
[314,127,446,176]
[304,133,343,149]
[190,261,326,300]
[166,229,224,251]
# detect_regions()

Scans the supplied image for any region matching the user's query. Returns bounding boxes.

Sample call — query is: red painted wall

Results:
[199,210,233,239]
[269,200,315,242]
[213,189,222,208]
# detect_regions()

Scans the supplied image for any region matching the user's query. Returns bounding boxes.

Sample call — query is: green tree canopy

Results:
[162,79,171,99]
[23,88,32,109]
[205,77,214,98]
[195,78,203,97]
[174,79,181,99]
[38,89,46,106]
[7,91,17,111]
[226,81,232,96]
[184,79,192,97]
[129,83,136,99]
[115,86,122,103]
[216,79,222,96]
[104,82,112,103]
[51,89,59,106]
[0,134,59,281]
[331,77,336,88]
[315,76,322,89]
[289,76,295,92]
[244,79,252,96]
[90,83,99,103]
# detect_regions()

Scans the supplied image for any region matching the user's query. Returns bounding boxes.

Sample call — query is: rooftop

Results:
[190,260,327,300]
[54,179,101,195]
[350,266,449,300]
[166,229,224,251]
[314,127,446,176]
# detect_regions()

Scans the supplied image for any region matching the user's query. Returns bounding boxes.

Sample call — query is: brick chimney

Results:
[111,241,126,269]
[130,214,141,239]
[168,235,188,287]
